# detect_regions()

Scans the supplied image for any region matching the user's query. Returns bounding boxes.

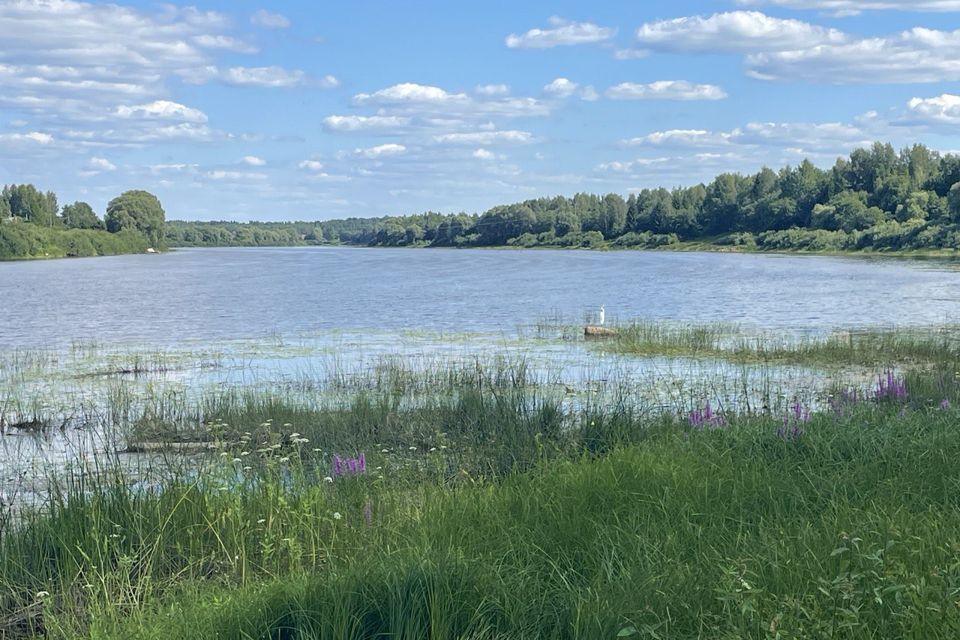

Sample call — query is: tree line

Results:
[167,142,960,253]
[0,186,166,259]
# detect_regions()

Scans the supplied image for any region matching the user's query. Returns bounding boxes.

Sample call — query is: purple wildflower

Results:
[331,452,367,478]
[688,401,727,430]
[777,400,809,443]
[940,398,951,410]
[875,369,907,402]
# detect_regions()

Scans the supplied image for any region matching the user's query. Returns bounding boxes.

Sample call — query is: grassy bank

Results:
[2,355,960,638]
[600,322,960,367]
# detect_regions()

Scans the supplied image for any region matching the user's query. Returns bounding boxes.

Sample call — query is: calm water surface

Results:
[2,247,959,348]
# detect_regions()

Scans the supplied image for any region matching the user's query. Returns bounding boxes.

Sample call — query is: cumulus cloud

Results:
[220,66,306,88]
[622,121,871,152]
[905,94,960,125]
[322,115,413,133]
[506,16,615,48]
[251,9,290,28]
[192,34,257,53]
[355,83,469,106]
[0,131,54,144]
[634,11,847,53]
[356,143,407,158]
[473,148,495,160]
[735,0,960,14]
[631,10,960,84]
[298,160,324,171]
[475,84,510,96]
[606,81,728,101]
[544,78,579,98]
[115,100,208,123]
[87,156,116,171]
[242,155,266,166]
[746,27,960,83]
[434,130,534,145]
[622,129,734,147]
[206,170,266,180]
[350,82,550,119]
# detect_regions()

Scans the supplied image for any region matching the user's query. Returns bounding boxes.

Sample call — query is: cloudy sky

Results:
[3,0,960,221]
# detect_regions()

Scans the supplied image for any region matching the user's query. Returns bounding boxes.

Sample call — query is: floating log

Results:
[584,325,618,338]
[122,441,216,453]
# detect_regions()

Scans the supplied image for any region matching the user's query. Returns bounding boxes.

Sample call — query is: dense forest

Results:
[167,142,960,254]
[0,186,166,260]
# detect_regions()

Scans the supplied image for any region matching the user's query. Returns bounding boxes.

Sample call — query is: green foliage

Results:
[0,184,162,259]
[60,201,104,230]
[105,190,166,248]
[164,142,960,255]
[2,184,58,226]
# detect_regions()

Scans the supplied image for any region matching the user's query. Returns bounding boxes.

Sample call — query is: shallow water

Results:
[1,247,956,511]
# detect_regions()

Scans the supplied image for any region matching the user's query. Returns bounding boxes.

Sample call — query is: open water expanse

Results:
[2,247,960,349]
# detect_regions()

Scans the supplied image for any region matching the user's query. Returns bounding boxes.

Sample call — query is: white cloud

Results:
[115,100,208,123]
[905,94,960,125]
[251,9,290,28]
[298,160,324,171]
[623,129,733,147]
[621,121,871,154]
[150,163,197,173]
[634,11,847,53]
[632,10,960,84]
[242,155,266,166]
[606,81,728,101]
[220,66,306,88]
[318,75,340,89]
[434,130,534,145]
[544,78,579,98]
[350,82,550,119]
[355,83,469,106]
[473,148,495,160]
[747,27,960,83]
[356,143,407,158]
[322,115,412,132]
[192,34,257,53]
[0,131,54,144]
[475,84,510,96]
[596,157,671,173]
[206,170,266,180]
[735,0,960,14]
[506,17,615,48]
[87,156,116,171]
[614,49,650,60]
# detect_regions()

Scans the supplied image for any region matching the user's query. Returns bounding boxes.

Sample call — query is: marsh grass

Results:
[606,321,960,366]
[3,334,960,638]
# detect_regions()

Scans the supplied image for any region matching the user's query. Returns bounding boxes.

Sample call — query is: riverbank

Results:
[2,331,960,638]
[164,236,960,261]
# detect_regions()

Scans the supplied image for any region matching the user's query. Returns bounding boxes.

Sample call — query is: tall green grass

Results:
[1,358,959,638]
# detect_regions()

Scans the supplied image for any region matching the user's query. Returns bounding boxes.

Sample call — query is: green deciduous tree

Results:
[61,201,104,230]
[105,190,166,248]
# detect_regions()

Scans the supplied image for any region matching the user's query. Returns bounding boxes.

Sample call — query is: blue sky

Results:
[3,0,960,221]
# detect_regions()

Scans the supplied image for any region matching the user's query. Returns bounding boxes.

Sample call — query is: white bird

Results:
[599,305,605,326]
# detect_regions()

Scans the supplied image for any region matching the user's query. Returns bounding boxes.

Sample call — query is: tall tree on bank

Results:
[106,190,166,248]
[61,201,104,230]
